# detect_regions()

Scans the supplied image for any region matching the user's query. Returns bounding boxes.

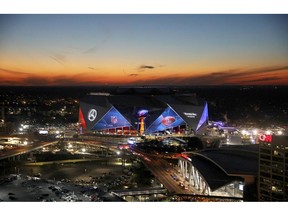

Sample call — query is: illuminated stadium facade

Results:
[78,88,209,135]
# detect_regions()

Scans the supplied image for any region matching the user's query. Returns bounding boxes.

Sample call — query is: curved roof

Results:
[180,145,259,191]
[189,155,237,191]
[199,146,259,176]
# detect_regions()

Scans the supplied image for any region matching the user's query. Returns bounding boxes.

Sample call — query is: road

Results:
[131,148,198,195]
[1,137,198,195]
[0,137,120,161]
[0,140,58,160]
[24,158,108,166]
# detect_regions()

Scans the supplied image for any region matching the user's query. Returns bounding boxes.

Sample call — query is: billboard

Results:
[79,101,111,130]
[92,107,132,130]
[145,107,185,133]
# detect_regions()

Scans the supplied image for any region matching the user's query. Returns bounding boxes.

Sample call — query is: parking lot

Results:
[0,172,133,202]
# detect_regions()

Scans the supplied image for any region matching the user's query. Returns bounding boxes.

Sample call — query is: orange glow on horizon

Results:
[1,65,288,86]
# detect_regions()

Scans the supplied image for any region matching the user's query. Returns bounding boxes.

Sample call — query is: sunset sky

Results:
[1,14,288,86]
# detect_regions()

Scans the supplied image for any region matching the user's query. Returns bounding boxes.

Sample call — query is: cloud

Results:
[248,66,288,74]
[1,65,287,86]
[201,66,288,85]
[138,65,155,72]
[210,69,240,76]
[0,70,102,86]
[88,67,96,70]
[139,65,155,69]
[0,68,31,75]
[129,65,288,86]
[137,64,165,72]
[0,80,23,86]
[210,72,228,76]
[221,66,288,79]
[83,47,98,54]
[49,53,66,65]
[83,25,111,54]
[23,77,52,86]
[240,77,282,83]
[20,75,106,86]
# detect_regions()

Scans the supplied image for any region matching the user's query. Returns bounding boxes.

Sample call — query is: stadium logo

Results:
[259,134,273,143]
[111,116,118,124]
[88,109,97,121]
[161,116,176,126]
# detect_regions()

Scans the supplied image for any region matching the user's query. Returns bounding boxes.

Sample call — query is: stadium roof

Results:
[79,90,208,133]
[199,145,259,176]
[181,145,259,191]
[189,155,237,191]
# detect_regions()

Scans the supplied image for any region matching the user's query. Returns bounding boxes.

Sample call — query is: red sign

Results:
[259,134,273,142]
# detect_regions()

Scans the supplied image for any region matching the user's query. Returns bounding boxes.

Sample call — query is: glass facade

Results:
[258,136,288,201]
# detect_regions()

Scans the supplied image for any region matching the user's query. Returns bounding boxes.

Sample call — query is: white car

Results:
[127,137,136,145]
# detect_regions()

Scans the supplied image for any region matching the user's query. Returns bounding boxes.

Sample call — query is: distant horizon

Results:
[1,84,288,88]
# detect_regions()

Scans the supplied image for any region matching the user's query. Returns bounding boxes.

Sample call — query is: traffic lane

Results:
[150,164,181,193]
[147,153,198,194]
[154,158,198,194]
[143,156,191,194]
[146,163,182,193]
[130,149,179,192]
[0,141,58,159]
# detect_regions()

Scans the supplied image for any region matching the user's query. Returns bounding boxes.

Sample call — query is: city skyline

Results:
[1,14,288,86]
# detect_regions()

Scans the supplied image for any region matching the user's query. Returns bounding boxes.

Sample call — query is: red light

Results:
[79,108,87,129]
[118,144,130,150]
[181,154,191,161]
[259,134,273,142]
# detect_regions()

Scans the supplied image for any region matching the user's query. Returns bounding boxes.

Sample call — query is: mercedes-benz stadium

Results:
[78,88,209,136]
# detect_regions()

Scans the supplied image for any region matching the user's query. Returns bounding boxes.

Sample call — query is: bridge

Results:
[0,141,58,161]
[23,157,117,166]
[0,137,120,161]
[113,187,167,196]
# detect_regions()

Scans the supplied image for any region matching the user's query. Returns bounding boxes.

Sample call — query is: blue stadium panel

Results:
[196,102,209,131]
[145,107,185,133]
[92,107,132,130]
